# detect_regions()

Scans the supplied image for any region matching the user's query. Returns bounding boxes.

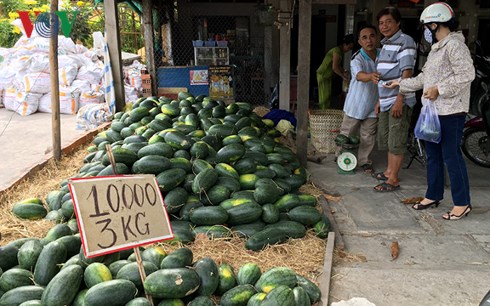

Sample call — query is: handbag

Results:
[414,99,441,143]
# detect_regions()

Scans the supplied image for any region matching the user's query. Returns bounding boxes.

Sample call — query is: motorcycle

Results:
[481,290,490,306]
[462,82,490,167]
[469,40,490,116]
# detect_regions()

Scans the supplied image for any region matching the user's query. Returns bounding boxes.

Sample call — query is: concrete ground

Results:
[310,148,490,306]
[0,108,104,191]
[1,107,489,305]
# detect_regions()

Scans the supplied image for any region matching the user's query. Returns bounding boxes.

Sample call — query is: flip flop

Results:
[372,172,388,180]
[374,182,400,192]
[360,163,374,174]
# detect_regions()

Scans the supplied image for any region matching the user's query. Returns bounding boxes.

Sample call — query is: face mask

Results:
[423,25,438,45]
[423,27,433,44]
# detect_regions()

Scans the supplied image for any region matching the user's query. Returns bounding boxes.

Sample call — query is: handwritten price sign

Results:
[68,174,173,258]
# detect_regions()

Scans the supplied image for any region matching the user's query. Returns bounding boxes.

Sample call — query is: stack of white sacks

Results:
[0,34,105,116]
[124,60,146,103]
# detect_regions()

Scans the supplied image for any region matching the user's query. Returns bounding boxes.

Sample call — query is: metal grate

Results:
[157,2,268,105]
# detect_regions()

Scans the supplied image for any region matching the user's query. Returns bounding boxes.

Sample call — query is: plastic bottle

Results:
[342,78,349,92]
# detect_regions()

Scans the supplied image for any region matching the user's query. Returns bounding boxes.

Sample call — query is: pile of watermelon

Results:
[11,93,330,250]
[0,245,321,305]
[1,93,331,304]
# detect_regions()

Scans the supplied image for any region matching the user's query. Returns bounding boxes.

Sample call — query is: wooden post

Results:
[142,0,157,95]
[320,195,345,250]
[278,0,291,111]
[319,232,335,306]
[104,0,126,112]
[50,0,61,161]
[133,247,154,305]
[296,0,312,167]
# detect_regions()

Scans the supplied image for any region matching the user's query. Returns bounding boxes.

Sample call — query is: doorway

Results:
[290,5,346,107]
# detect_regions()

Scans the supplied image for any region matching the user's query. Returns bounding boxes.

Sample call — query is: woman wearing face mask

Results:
[385,2,475,220]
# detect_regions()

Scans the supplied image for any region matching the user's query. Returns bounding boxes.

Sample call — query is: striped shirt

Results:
[377,30,417,112]
[343,48,379,119]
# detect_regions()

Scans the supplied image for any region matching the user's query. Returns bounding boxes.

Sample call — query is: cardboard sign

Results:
[190,69,208,85]
[68,174,173,258]
[208,66,234,99]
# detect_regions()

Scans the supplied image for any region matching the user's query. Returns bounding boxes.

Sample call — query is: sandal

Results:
[372,172,388,181]
[412,200,440,210]
[360,164,374,174]
[374,182,400,192]
[442,205,472,220]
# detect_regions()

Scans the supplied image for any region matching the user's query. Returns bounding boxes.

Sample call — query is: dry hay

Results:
[158,230,327,285]
[299,182,324,198]
[333,248,367,265]
[0,143,91,244]
[300,182,341,203]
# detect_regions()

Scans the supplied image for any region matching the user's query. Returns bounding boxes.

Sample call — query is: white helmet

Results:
[420,2,455,24]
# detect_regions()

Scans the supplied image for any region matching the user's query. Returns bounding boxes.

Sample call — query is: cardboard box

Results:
[141,88,152,97]
[158,87,188,100]
[141,74,151,89]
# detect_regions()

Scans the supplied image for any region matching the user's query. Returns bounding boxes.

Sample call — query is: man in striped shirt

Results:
[373,7,417,192]
[336,25,380,173]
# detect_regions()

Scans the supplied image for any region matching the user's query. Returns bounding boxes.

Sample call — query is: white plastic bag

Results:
[79,91,104,108]
[77,103,112,130]
[415,99,441,143]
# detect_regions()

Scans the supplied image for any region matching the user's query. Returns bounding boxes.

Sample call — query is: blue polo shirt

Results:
[343,48,380,119]
[377,30,417,112]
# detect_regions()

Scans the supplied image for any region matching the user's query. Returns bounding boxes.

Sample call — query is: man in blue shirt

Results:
[373,7,417,192]
[336,25,380,173]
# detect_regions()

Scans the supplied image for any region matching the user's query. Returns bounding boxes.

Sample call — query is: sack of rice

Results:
[5,90,42,116]
[38,86,81,114]
[58,65,78,86]
[20,72,51,93]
